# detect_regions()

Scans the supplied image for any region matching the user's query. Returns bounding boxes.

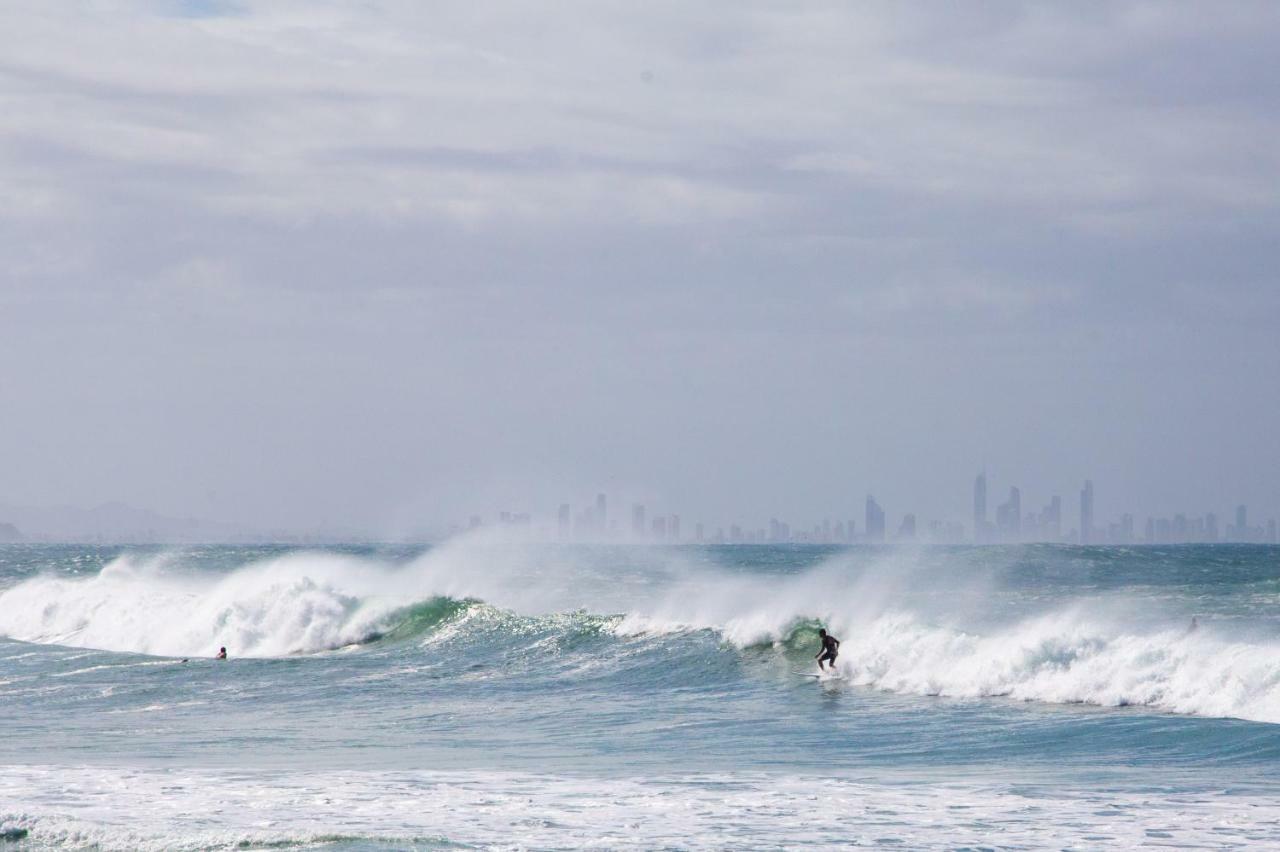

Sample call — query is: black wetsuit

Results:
[818,634,839,666]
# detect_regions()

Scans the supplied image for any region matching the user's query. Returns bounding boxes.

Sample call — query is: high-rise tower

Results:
[865,495,886,543]
[1080,480,1094,544]
[973,472,988,543]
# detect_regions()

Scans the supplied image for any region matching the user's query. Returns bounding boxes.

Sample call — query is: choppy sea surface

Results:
[2,539,1280,850]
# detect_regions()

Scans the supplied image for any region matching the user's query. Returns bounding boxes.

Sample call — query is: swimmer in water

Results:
[215,647,227,660]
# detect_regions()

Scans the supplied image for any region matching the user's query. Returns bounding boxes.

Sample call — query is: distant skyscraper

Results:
[865,495,885,542]
[898,513,916,540]
[596,493,607,531]
[669,514,680,542]
[973,472,988,542]
[997,486,1021,541]
[632,504,646,539]
[1080,480,1094,545]
[1041,495,1062,541]
[557,503,571,540]
[573,507,592,537]
[1235,505,1247,540]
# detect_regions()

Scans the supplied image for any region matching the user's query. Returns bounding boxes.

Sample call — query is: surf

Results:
[4,537,1280,724]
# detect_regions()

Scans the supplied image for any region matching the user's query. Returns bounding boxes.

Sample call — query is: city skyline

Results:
[457,473,1280,546]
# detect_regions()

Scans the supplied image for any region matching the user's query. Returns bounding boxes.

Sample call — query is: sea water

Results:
[2,538,1279,849]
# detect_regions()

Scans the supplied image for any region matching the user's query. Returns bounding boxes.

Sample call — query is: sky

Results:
[1,1,1278,536]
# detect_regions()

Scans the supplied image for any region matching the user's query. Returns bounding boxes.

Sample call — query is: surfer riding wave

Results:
[815,628,839,672]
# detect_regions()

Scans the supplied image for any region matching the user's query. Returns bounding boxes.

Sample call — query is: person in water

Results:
[815,628,840,671]
[215,647,227,660]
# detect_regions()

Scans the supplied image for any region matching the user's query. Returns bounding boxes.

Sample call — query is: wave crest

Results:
[4,541,1280,724]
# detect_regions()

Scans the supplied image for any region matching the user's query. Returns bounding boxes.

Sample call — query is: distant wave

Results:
[0,538,625,657]
[4,536,1280,724]
[0,554,413,656]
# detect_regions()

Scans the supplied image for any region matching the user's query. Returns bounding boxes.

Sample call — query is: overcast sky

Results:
[1,1,1277,535]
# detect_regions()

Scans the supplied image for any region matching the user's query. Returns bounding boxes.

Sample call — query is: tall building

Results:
[997,486,1021,541]
[1080,480,1094,544]
[973,472,988,542]
[1041,495,1062,541]
[669,514,681,542]
[865,495,885,542]
[898,513,917,540]
[596,494,607,532]
[631,504,646,540]
[557,503,571,540]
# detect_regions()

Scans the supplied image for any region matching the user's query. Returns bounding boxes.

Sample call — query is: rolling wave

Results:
[3,539,1280,723]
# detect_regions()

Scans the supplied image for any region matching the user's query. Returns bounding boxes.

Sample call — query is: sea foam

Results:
[3,537,1280,723]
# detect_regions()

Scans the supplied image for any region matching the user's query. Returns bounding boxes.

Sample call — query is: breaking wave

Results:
[3,536,1280,723]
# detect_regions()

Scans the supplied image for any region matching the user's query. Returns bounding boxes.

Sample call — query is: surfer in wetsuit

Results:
[815,629,839,672]
[215,647,227,660]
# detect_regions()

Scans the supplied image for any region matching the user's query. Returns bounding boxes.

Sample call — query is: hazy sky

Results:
[1,1,1278,535]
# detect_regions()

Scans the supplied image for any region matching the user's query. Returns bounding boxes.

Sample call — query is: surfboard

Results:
[799,671,844,681]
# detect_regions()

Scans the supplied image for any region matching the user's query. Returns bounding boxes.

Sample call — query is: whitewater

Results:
[3,538,1280,849]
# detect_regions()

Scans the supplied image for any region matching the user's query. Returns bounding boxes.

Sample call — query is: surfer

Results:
[815,628,840,672]
[215,647,227,660]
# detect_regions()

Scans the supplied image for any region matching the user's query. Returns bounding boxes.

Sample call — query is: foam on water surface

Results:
[5,542,1280,849]
[2,765,1276,851]
[4,538,1280,723]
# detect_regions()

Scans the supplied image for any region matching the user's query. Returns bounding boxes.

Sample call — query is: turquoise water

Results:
[2,540,1280,849]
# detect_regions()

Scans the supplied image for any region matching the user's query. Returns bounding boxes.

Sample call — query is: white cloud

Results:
[0,1,1276,526]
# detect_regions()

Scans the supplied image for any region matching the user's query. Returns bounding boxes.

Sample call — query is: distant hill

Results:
[0,522,21,542]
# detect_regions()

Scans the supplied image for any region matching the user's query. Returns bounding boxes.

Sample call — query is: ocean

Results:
[2,539,1279,850]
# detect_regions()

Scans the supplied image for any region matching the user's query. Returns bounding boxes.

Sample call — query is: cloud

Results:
[0,1,1276,528]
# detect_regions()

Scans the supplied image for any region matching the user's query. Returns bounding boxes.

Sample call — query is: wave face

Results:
[0,553,408,657]
[3,538,1280,724]
[786,609,1280,722]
